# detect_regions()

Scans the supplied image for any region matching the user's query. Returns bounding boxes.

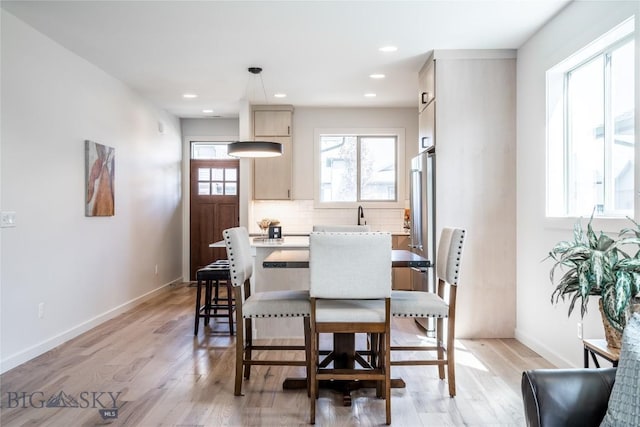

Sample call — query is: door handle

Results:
[421,92,430,104]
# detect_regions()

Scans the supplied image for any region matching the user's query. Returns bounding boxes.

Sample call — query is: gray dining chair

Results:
[223,226,311,396]
[308,231,392,425]
[390,227,466,397]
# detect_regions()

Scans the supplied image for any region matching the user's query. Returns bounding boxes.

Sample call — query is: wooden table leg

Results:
[283,332,406,406]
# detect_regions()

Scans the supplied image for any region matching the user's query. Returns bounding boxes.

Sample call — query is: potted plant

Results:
[548,216,640,348]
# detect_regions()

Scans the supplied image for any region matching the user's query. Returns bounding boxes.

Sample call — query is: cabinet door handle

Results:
[287,189,290,198]
[287,125,290,135]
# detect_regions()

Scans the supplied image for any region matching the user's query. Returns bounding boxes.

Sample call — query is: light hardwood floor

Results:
[0,283,554,426]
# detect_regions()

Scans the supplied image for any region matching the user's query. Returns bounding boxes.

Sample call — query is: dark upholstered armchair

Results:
[521,368,616,427]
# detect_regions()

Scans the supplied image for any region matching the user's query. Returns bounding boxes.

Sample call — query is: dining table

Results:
[262,248,431,406]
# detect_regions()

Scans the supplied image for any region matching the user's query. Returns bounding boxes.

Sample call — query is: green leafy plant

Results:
[548,216,640,332]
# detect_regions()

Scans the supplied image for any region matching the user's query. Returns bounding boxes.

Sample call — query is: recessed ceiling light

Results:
[183,93,198,99]
[274,93,287,98]
[378,46,397,52]
[370,74,386,79]
[202,109,214,113]
[365,93,377,98]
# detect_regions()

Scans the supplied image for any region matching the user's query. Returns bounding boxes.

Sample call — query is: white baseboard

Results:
[0,277,183,374]
[514,327,577,369]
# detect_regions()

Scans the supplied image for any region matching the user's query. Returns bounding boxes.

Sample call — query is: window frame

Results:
[190,141,234,160]
[314,128,405,209]
[546,17,636,219]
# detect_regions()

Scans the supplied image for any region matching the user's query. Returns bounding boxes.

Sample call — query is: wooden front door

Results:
[190,159,239,280]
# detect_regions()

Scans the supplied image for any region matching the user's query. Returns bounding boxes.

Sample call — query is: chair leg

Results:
[310,301,317,424]
[213,278,220,315]
[385,329,391,425]
[226,280,234,336]
[244,317,253,380]
[194,279,203,335]
[370,333,379,368]
[204,279,212,326]
[447,317,456,397]
[304,317,311,397]
[234,289,244,396]
[309,333,317,424]
[436,317,445,380]
[375,333,383,398]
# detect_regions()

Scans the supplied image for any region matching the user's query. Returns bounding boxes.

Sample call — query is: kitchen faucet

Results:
[357,205,366,225]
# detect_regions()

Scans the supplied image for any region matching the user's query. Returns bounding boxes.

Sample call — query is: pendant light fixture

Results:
[227,141,283,157]
[228,67,283,158]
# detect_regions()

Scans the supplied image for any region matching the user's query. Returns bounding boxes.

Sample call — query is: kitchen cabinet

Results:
[254,136,292,199]
[253,106,293,200]
[417,59,435,113]
[254,110,292,136]
[392,234,411,290]
[418,100,435,153]
[418,50,516,338]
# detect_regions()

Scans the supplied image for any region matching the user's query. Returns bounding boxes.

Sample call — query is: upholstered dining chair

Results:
[312,224,371,232]
[223,226,311,396]
[308,231,392,425]
[390,227,466,397]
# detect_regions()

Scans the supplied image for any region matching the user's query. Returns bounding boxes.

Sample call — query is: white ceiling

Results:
[2,0,569,118]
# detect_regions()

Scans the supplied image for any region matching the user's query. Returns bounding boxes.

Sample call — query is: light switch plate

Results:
[1,211,16,228]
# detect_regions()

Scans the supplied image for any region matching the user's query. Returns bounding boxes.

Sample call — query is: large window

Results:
[547,18,635,217]
[316,130,403,207]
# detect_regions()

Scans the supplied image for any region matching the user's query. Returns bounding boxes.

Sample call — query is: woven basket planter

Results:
[599,297,640,349]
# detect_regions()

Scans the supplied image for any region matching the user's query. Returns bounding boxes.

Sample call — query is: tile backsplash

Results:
[250,200,407,234]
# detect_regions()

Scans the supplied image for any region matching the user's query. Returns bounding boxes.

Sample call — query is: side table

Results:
[583,339,620,368]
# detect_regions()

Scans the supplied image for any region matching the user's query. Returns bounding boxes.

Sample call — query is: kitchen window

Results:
[547,17,635,217]
[315,129,404,208]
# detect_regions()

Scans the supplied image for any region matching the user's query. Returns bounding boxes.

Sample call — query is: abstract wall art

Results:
[85,140,115,217]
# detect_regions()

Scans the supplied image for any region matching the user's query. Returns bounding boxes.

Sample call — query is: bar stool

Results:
[194,260,235,335]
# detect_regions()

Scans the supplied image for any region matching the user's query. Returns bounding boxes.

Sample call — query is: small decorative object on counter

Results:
[269,225,282,239]
[257,218,271,237]
[404,209,411,230]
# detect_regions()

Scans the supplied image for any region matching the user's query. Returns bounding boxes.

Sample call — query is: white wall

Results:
[0,11,183,373]
[181,118,239,137]
[516,1,640,368]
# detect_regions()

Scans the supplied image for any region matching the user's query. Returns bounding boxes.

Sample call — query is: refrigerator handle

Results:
[409,169,422,249]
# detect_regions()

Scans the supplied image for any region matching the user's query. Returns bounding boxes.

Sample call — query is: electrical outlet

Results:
[38,302,45,319]
[1,211,16,228]
[577,321,583,339]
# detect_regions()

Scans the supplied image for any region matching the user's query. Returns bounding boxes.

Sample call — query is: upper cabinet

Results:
[253,106,294,200]
[254,110,292,137]
[417,58,435,113]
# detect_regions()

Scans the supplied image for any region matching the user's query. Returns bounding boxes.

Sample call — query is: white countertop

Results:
[209,236,310,249]
[252,236,309,248]
[210,231,408,249]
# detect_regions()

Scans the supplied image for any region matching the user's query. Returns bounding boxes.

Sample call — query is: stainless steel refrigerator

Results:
[409,148,436,332]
